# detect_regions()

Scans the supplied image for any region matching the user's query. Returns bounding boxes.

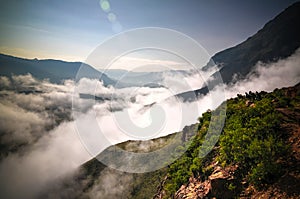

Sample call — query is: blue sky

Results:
[0,0,298,62]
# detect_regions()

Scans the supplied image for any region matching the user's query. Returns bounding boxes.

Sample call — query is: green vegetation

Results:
[218,92,287,187]
[162,87,299,198]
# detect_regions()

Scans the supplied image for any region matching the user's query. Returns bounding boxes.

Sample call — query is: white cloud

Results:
[0,76,11,88]
[86,168,133,199]
[0,122,91,199]
[224,48,300,99]
[0,101,48,145]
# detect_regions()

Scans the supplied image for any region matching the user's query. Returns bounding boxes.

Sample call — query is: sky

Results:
[0,0,298,63]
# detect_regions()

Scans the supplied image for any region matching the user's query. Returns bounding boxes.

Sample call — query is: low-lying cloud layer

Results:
[0,48,300,198]
[0,75,91,199]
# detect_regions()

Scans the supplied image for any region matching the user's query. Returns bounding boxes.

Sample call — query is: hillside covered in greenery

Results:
[160,83,300,198]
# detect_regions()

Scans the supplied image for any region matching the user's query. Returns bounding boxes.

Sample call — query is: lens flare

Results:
[107,13,117,22]
[100,0,110,12]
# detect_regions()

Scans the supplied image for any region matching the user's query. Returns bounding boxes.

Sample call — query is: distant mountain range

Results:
[0,53,115,86]
[0,53,185,88]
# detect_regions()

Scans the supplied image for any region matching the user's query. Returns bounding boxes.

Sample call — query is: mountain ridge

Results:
[0,53,116,86]
[211,1,300,84]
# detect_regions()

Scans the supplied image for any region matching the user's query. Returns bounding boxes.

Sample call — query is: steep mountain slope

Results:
[212,1,300,84]
[0,53,115,85]
[176,2,300,101]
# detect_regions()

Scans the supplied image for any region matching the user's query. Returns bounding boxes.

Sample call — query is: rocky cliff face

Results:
[175,165,238,199]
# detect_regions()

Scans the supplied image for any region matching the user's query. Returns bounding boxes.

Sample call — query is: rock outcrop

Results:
[175,165,239,199]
